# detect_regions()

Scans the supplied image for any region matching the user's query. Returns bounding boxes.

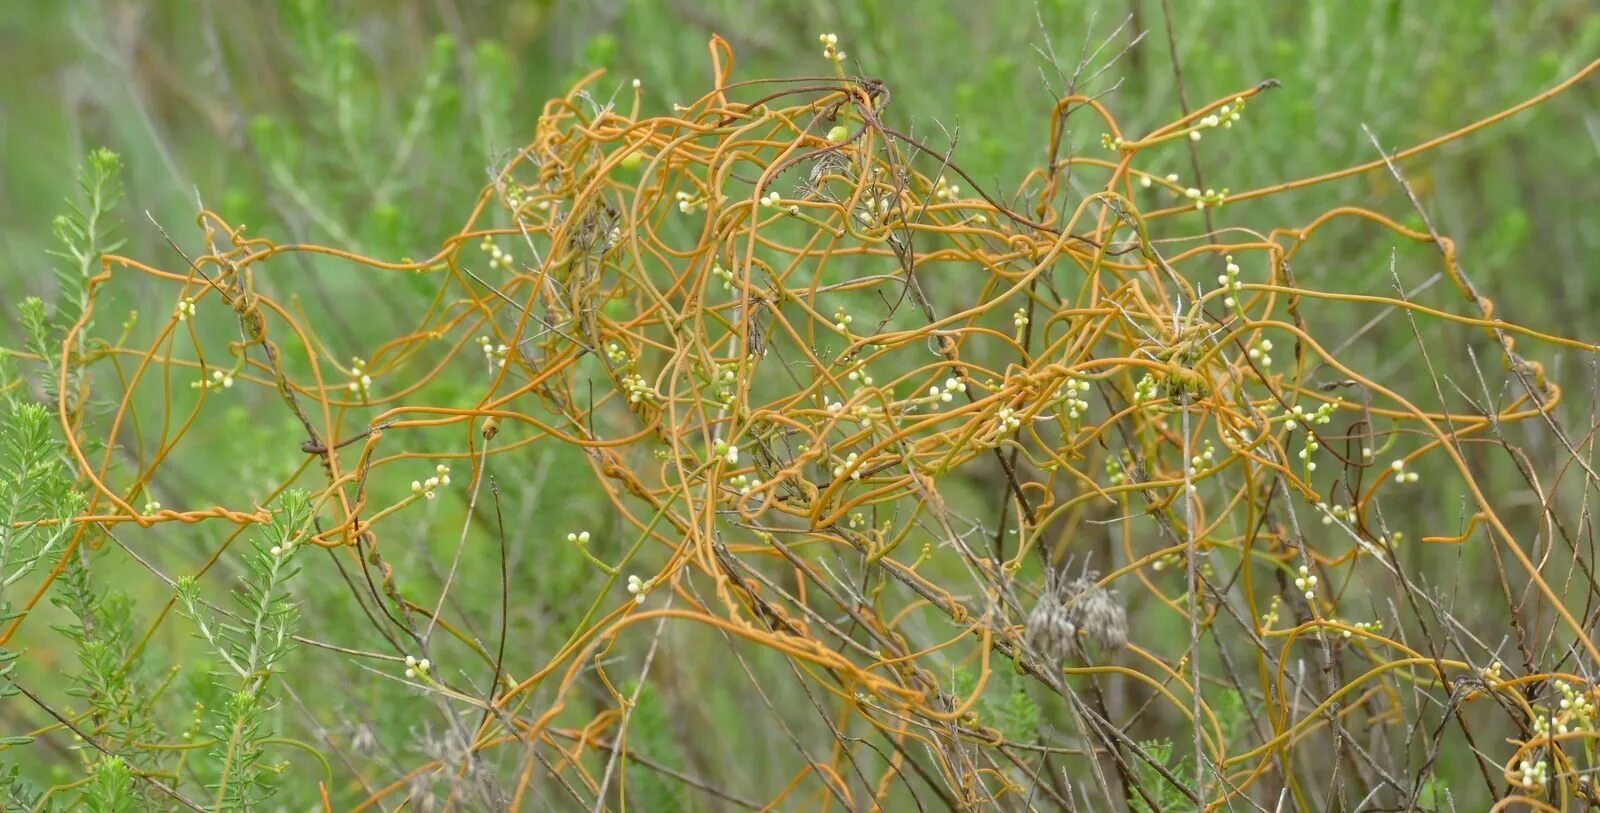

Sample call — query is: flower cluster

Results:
[709,368,737,408]
[1105,452,1132,486]
[854,199,885,227]
[1390,459,1420,484]
[758,190,795,215]
[1320,502,1353,526]
[1516,757,1548,792]
[1150,551,1183,572]
[1282,399,1338,432]
[1259,594,1283,628]
[711,263,736,291]
[1182,185,1230,210]
[818,33,845,63]
[1338,618,1381,640]
[1248,337,1274,368]
[403,655,431,679]
[1557,680,1595,731]
[626,574,653,604]
[410,464,452,501]
[1216,255,1244,307]
[1189,439,1216,471]
[1133,374,1160,403]
[1293,563,1318,601]
[925,376,966,405]
[1012,308,1029,330]
[175,298,196,321]
[933,175,960,201]
[143,501,161,515]
[712,439,739,466]
[477,335,510,368]
[479,236,515,270]
[833,308,853,332]
[1297,437,1320,471]
[605,341,629,365]
[191,369,235,391]
[1185,96,1246,142]
[728,473,763,495]
[348,357,373,398]
[621,373,657,404]
[833,451,862,480]
[1062,377,1090,420]
[1138,171,1181,189]
[566,530,592,545]
[675,190,707,214]
[994,406,1023,434]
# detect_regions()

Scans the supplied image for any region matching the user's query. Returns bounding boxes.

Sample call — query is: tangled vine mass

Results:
[20,34,1600,810]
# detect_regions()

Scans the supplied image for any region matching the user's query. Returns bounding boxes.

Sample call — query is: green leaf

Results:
[999,685,1040,742]
[80,756,138,813]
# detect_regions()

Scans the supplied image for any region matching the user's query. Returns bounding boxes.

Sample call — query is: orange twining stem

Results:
[10,36,1598,810]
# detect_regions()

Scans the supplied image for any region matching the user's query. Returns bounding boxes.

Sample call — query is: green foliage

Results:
[623,679,684,810]
[80,756,139,813]
[1128,738,1186,813]
[50,554,159,756]
[0,763,48,812]
[998,678,1042,743]
[45,148,123,360]
[472,39,513,158]
[0,399,83,571]
[0,137,319,811]
[175,490,311,810]
[0,391,88,745]
[1129,691,1250,812]
[949,666,1041,742]
[12,147,155,773]
[177,491,312,691]
[1416,776,1450,809]
[206,688,276,811]
[12,147,125,437]
[256,0,519,255]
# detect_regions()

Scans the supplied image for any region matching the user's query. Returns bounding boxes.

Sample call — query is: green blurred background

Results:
[5,0,1598,293]
[3,0,1600,808]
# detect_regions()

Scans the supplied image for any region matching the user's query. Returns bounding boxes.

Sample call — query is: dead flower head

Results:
[1025,569,1128,666]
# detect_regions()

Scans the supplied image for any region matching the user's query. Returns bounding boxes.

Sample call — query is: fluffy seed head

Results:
[1026,569,1128,666]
